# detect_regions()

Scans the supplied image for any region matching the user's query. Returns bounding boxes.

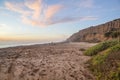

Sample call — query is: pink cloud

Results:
[25,0,42,19]
[45,5,63,20]
[5,0,63,26]
[5,0,97,27]
[5,2,24,14]
[5,2,30,15]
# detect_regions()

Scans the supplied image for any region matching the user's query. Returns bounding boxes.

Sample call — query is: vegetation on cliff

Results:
[104,28,120,41]
[84,40,120,80]
[84,40,119,56]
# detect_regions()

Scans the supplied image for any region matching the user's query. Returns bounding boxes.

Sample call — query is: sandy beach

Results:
[0,42,96,80]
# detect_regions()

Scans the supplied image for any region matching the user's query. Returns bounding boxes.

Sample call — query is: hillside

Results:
[84,40,120,80]
[67,18,120,42]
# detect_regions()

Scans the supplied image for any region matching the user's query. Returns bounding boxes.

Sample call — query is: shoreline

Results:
[0,41,97,49]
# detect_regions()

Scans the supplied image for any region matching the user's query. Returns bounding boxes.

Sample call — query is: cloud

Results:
[22,16,48,26]
[49,16,97,24]
[25,0,42,19]
[45,5,63,20]
[22,14,97,26]
[0,24,6,27]
[5,0,64,26]
[5,2,24,14]
[5,1,30,16]
[5,0,97,27]
[79,0,94,8]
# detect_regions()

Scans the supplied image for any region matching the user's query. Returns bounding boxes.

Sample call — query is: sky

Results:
[0,0,120,43]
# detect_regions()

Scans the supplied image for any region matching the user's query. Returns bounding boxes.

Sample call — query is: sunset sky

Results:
[0,0,120,43]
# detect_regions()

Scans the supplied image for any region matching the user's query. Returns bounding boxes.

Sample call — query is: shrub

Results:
[79,48,86,51]
[88,44,120,80]
[104,30,120,39]
[84,40,119,56]
[91,44,120,65]
[104,31,112,37]
[111,31,120,38]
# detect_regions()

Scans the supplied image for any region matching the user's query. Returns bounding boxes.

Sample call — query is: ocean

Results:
[0,41,44,48]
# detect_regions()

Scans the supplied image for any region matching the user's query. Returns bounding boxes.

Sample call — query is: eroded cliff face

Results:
[67,18,120,42]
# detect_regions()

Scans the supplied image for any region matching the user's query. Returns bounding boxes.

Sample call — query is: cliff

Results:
[67,18,120,42]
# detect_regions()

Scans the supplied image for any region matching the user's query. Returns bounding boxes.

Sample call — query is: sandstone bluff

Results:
[67,18,120,42]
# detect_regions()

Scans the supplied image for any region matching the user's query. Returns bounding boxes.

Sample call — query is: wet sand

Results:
[0,42,96,80]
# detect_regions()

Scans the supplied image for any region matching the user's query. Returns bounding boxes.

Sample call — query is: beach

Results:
[0,42,96,80]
